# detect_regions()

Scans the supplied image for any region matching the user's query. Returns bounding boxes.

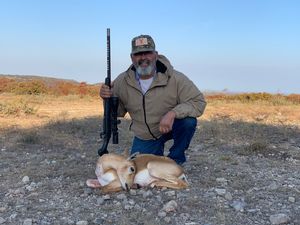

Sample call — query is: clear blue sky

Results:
[1,0,299,94]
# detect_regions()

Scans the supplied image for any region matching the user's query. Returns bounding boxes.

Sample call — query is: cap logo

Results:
[135,37,148,46]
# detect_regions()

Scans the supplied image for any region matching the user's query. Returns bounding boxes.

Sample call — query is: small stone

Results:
[128,199,135,205]
[163,200,178,212]
[216,177,227,183]
[83,188,92,195]
[165,190,176,196]
[103,194,111,200]
[180,213,190,221]
[215,188,226,196]
[67,219,75,224]
[93,218,104,224]
[288,197,295,203]
[124,204,133,210]
[269,213,290,225]
[0,217,6,224]
[97,197,104,205]
[23,218,33,225]
[268,183,279,190]
[116,193,127,200]
[164,217,171,223]
[76,221,88,225]
[156,195,162,202]
[230,200,246,212]
[9,213,17,220]
[158,211,167,218]
[22,176,30,184]
[225,192,233,201]
[129,189,137,195]
[0,207,6,213]
[143,190,153,198]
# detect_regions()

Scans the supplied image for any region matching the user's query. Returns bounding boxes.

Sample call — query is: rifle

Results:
[98,28,120,156]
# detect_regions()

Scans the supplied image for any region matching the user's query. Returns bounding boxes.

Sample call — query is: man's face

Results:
[131,51,157,76]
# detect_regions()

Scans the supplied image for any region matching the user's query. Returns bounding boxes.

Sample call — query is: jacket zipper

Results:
[127,78,160,140]
[142,94,158,140]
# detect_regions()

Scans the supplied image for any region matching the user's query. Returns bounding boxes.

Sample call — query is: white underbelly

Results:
[97,172,117,186]
[134,169,156,187]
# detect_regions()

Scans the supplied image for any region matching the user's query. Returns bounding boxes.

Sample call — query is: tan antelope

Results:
[86,152,188,193]
[86,153,136,193]
[132,153,188,189]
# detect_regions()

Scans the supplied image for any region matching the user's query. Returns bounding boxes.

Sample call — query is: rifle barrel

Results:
[106,28,111,87]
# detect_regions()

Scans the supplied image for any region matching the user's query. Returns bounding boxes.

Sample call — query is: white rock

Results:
[128,199,135,205]
[0,207,6,213]
[158,211,167,217]
[269,213,290,225]
[215,188,226,196]
[165,190,176,196]
[129,189,137,195]
[163,200,178,212]
[23,218,33,225]
[268,183,279,190]
[230,200,246,212]
[164,217,171,223]
[116,193,127,200]
[143,190,153,198]
[288,197,295,203]
[76,221,88,225]
[9,213,17,220]
[103,194,110,200]
[216,177,228,183]
[22,176,30,184]
[124,204,133,210]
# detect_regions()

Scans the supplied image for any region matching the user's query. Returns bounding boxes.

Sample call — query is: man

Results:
[100,34,206,165]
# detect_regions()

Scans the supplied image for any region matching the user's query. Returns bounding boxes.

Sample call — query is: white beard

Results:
[136,65,154,75]
[134,59,156,76]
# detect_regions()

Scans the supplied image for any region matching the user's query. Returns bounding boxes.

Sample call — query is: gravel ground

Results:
[1,117,300,225]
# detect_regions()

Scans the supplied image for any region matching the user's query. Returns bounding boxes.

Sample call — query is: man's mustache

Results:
[138,59,151,66]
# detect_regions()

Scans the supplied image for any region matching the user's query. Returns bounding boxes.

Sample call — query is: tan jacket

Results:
[113,55,206,140]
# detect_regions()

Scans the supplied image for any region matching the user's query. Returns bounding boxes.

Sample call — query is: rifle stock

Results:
[98,28,120,156]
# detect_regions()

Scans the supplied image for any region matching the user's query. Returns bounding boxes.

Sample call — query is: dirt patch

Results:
[1,116,299,225]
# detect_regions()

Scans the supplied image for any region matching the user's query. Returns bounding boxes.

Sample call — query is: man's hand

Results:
[159,111,176,134]
[99,84,113,99]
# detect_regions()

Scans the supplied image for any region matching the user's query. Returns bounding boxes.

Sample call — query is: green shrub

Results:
[11,80,48,95]
[0,100,37,116]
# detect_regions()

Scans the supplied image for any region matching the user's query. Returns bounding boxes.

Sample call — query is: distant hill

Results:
[0,74,99,96]
[0,74,80,86]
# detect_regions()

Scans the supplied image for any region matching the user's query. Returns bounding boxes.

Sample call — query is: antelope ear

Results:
[127,152,139,161]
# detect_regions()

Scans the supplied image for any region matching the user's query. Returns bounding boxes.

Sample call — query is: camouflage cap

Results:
[131,35,156,54]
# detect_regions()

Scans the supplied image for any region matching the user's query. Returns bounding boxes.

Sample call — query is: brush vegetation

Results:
[0,75,299,129]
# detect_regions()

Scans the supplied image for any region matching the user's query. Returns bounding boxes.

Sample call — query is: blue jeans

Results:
[131,117,197,165]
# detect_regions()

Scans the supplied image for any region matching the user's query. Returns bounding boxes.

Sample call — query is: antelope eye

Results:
[130,167,135,173]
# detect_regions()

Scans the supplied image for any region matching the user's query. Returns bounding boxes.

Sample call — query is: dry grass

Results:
[1,93,300,130]
[0,94,103,129]
[203,101,300,127]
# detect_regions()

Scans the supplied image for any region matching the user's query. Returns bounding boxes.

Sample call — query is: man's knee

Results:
[174,117,197,131]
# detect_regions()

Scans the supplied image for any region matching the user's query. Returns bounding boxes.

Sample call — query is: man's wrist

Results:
[169,110,177,118]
